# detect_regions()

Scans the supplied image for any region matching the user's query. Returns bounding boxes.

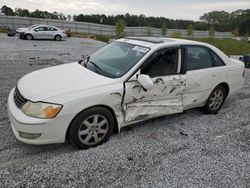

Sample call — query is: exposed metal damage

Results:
[122,75,186,123]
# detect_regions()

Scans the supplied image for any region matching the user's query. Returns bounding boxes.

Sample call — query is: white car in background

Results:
[7,37,245,149]
[19,25,67,41]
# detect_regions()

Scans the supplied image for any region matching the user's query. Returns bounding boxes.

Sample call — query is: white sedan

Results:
[19,25,67,41]
[7,37,245,149]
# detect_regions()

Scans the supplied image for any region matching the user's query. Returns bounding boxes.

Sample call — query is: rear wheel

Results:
[54,35,61,41]
[25,34,33,40]
[203,85,226,114]
[69,107,114,149]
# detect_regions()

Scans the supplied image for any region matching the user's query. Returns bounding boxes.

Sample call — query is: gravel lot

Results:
[0,34,250,188]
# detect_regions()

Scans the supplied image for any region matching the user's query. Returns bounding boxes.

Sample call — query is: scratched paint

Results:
[123,75,186,123]
[125,100,183,122]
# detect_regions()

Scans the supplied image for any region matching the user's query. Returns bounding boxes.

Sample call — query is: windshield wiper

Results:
[78,55,103,74]
[88,61,103,72]
[78,54,89,66]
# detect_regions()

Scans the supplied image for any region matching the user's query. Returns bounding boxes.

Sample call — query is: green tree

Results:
[208,26,215,38]
[67,15,72,21]
[161,22,167,36]
[14,8,30,17]
[115,19,126,38]
[1,5,15,16]
[232,28,239,37]
[200,11,231,25]
[187,24,193,38]
[171,31,182,38]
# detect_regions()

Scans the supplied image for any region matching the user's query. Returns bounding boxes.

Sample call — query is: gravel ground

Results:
[0,33,250,188]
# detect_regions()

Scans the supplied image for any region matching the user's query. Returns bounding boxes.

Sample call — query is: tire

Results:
[25,34,33,40]
[54,35,61,41]
[69,107,114,149]
[203,85,227,114]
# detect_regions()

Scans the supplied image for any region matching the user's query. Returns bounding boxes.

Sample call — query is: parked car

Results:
[19,25,67,41]
[243,54,250,68]
[7,37,245,149]
[65,29,71,37]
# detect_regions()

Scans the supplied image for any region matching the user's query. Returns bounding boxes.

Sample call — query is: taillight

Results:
[242,69,245,77]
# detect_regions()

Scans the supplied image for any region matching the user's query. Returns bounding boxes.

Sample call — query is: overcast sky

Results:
[1,0,250,21]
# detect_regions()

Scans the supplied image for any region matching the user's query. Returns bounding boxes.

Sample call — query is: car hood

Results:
[17,62,115,101]
[16,27,28,33]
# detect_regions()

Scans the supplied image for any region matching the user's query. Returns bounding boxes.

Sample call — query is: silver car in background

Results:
[19,25,67,41]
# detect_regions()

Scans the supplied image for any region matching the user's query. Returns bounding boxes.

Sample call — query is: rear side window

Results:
[186,46,213,71]
[48,27,57,31]
[210,51,225,67]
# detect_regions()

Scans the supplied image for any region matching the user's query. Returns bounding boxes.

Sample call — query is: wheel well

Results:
[218,82,229,97]
[55,34,61,38]
[65,105,119,141]
[25,33,32,37]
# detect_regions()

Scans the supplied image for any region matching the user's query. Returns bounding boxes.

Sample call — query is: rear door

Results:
[48,27,57,39]
[123,47,186,123]
[183,45,226,108]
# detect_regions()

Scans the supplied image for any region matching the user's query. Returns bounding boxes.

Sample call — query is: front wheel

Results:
[54,35,61,41]
[69,107,114,149]
[25,34,33,40]
[203,85,226,114]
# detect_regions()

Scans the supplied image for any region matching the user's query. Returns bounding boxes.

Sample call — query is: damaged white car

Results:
[7,37,245,149]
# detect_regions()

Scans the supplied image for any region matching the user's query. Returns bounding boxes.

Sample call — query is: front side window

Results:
[186,46,213,71]
[34,27,47,32]
[141,48,179,78]
[83,42,149,78]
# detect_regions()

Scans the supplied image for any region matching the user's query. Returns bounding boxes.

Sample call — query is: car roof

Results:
[116,37,230,64]
[33,25,57,28]
[116,37,207,48]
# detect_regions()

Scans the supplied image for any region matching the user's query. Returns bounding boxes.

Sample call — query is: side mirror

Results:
[137,74,154,90]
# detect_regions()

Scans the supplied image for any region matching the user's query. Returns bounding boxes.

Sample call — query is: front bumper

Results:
[18,32,26,39]
[7,88,72,145]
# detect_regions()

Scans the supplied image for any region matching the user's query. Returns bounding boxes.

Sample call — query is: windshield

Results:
[85,42,149,78]
[28,25,39,30]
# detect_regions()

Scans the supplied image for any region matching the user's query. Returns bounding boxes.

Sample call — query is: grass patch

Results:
[191,38,250,55]
[0,26,10,33]
[70,32,89,38]
[70,32,110,43]
[95,35,110,43]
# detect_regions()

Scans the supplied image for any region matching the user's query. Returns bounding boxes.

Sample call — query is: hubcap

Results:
[209,89,224,111]
[78,114,108,145]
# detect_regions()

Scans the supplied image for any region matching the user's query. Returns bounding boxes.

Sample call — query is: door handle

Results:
[211,74,216,77]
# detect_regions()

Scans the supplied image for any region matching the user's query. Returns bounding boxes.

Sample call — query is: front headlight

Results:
[21,101,62,119]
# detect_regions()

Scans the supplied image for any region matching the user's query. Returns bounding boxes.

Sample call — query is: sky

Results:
[1,0,250,21]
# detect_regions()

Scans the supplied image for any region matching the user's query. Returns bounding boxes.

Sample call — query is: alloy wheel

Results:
[78,114,109,145]
[209,89,224,111]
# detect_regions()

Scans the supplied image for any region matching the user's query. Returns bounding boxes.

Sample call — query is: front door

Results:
[34,26,48,39]
[123,47,186,123]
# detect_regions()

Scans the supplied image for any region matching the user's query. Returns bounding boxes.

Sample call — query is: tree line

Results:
[1,5,249,36]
